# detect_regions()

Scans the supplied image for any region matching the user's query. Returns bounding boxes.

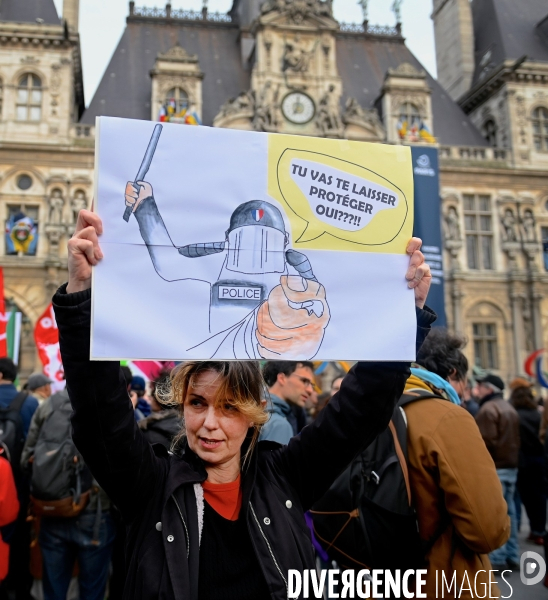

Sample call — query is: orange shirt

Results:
[202,475,242,521]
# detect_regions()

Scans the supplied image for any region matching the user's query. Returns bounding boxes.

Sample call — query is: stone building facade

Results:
[0,0,547,383]
[0,0,93,376]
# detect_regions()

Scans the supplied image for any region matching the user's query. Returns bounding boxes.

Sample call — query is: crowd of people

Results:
[0,209,546,600]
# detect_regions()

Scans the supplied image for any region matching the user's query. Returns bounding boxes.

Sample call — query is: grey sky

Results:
[53,0,437,107]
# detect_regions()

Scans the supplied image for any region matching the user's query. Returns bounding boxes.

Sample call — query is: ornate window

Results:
[472,323,498,369]
[532,107,548,152]
[16,74,42,122]
[463,194,493,270]
[165,87,189,115]
[482,119,498,147]
[398,103,421,128]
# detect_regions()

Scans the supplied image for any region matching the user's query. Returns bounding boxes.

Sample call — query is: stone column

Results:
[509,289,524,376]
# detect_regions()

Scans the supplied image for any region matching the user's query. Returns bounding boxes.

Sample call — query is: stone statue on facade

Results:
[282,38,317,73]
[253,81,279,132]
[391,0,403,22]
[521,209,536,242]
[71,190,87,224]
[444,206,461,241]
[501,208,518,242]
[316,85,341,135]
[48,189,64,225]
[357,0,368,21]
[218,91,255,118]
[342,98,381,127]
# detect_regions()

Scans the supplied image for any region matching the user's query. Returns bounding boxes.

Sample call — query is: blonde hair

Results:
[158,361,268,464]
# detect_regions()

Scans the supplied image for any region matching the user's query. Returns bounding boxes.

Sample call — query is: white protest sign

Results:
[92,117,416,361]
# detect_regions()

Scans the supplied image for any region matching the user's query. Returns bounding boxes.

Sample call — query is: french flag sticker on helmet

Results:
[253,209,265,221]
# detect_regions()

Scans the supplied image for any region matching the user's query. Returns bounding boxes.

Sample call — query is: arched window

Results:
[482,119,498,147]
[165,87,189,115]
[398,103,421,128]
[16,74,42,122]
[532,107,548,152]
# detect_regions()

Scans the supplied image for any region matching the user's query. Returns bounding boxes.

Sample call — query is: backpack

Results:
[30,390,93,518]
[310,389,447,570]
[0,391,28,466]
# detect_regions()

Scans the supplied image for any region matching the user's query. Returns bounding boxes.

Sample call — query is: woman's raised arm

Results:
[55,210,167,522]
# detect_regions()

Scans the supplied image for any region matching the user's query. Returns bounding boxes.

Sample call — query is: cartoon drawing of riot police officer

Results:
[124,181,330,359]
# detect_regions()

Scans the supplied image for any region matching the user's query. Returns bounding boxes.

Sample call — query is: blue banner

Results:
[411,147,446,327]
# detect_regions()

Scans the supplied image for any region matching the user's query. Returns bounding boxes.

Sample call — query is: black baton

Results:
[123,123,163,222]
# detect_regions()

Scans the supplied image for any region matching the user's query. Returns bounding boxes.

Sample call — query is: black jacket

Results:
[515,407,543,467]
[53,285,434,600]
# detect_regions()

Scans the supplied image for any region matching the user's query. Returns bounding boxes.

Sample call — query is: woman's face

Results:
[183,370,254,469]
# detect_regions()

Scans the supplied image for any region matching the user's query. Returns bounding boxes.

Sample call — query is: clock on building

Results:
[281,92,315,124]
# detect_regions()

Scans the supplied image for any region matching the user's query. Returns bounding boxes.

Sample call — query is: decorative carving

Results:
[48,189,64,225]
[261,0,333,23]
[157,44,198,64]
[444,206,461,242]
[316,85,342,136]
[521,209,536,242]
[71,190,87,224]
[263,32,273,69]
[45,225,64,258]
[342,97,384,139]
[387,62,424,78]
[501,208,518,242]
[217,90,255,119]
[390,94,426,114]
[253,81,279,132]
[282,37,317,73]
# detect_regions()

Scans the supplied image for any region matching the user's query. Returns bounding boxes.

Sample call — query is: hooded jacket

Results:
[53,285,432,600]
[138,409,182,450]
[403,375,510,598]
[259,394,293,445]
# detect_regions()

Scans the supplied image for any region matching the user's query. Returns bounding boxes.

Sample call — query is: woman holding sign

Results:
[53,209,434,600]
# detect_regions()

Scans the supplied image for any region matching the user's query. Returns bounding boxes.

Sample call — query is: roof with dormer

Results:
[336,33,487,146]
[0,0,60,25]
[471,0,548,86]
[82,6,487,146]
[81,17,248,126]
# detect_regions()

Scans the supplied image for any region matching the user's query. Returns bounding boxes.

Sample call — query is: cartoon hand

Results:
[125,181,153,213]
[256,275,330,360]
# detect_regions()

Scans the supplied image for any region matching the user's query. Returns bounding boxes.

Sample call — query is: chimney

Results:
[63,0,80,33]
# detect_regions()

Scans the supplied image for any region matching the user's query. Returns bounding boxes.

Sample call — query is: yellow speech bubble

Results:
[268,136,413,253]
[278,149,408,246]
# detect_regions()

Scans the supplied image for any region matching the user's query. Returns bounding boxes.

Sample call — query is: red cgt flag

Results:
[34,304,64,384]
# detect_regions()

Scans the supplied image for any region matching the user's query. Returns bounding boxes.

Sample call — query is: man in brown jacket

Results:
[404,331,510,598]
[475,373,520,569]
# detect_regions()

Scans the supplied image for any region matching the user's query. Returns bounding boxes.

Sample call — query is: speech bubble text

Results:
[290,159,398,234]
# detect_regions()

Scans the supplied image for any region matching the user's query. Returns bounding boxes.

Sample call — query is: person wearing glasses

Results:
[260,362,316,444]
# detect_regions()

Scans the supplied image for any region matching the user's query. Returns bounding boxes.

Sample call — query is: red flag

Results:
[34,304,64,384]
[0,268,7,357]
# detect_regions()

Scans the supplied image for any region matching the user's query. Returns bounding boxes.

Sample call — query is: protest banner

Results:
[91,117,416,361]
[34,303,64,388]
